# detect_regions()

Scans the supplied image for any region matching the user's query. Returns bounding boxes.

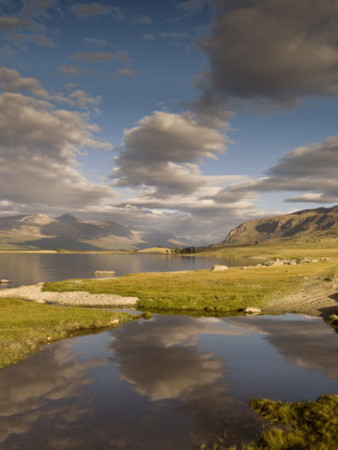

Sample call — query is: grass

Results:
[0,298,136,369]
[199,238,338,260]
[201,395,338,449]
[43,258,338,313]
[250,394,338,449]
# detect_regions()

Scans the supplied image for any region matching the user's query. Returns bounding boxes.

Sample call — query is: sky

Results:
[0,0,338,244]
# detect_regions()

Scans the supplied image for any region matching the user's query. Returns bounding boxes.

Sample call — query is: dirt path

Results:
[266,278,338,317]
[0,284,139,307]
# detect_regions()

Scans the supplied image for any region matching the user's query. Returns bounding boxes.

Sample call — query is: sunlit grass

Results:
[199,238,338,260]
[201,395,338,449]
[0,298,135,369]
[43,258,338,313]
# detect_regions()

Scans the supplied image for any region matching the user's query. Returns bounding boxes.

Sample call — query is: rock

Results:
[211,265,229,271]
[0,279,10,284]
[110,319,120,325]
[94,270,115,277]
[244,307,262,314]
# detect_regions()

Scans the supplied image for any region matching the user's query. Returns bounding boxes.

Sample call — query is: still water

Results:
[0,253,257,288]
[0,314,337,449]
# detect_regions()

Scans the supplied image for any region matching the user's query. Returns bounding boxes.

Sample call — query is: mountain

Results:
[0,214,190,250]
[223,206,338,245]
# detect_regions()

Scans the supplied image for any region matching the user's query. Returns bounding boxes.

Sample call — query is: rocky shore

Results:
[0,283,139,307]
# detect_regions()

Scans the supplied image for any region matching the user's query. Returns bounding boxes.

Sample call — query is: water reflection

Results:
[0,314,337,449]
[0,341,106,448]
[111,316,248,400]
[228,314,338,379]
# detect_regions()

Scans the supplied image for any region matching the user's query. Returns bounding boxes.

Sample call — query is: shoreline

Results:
[1,275,337,319]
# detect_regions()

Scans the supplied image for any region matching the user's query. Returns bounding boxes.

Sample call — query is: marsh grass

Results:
[43,258,338,312]
[250,395,338,449]
[0,298,135,369]
[201,395,338,449]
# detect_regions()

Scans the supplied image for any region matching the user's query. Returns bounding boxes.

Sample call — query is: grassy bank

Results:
[199,238,338,260]
[0,298,135,369]
[43,257,338,313]
[201,395,338,449]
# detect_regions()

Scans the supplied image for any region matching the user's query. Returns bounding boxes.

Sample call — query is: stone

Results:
[211,265,228,271]
[0,279,10,284]
[244,307,262,314]
[94,270,115,277]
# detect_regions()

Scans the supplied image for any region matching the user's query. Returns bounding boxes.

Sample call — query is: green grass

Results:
[201,395,338,449]
[250,395,338,449]
[0,298,135,369]
[43,258,338,313]
[199,238,338,260]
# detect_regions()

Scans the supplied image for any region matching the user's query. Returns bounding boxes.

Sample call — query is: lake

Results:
[0,313,337,449]
[0,252,258,288]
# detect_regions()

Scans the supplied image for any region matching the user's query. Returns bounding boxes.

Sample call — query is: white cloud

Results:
[0,92,115,210]
[69,89,101,107]
[113,111,228,198]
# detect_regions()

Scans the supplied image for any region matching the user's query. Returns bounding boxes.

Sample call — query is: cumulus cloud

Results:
[0,66,48,97]
[0,2,54,47]
[113,111,227,198]
[19,0,57,20]
[197,0,338,106]
[0,16,39,31]
[69,89,101,107]
[212,136,338,209]
[0,66,96,105]
[106,110,265,242]
[0,92,115,210]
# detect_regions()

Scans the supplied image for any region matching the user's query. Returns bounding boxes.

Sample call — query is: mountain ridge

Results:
[223,205,338,245]
[0,214,190,250]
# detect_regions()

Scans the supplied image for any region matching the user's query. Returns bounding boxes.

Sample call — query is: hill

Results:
[0,214,189,251]
[223,206,338,245]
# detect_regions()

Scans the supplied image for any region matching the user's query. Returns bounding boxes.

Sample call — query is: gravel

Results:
[0,284,139,307]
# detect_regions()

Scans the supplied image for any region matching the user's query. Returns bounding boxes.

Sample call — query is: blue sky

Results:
[0,0,338,244]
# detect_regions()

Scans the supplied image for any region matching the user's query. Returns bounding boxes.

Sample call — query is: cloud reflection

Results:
[228,315,338,379]
[0,340,106,446]
[110,315,248,401]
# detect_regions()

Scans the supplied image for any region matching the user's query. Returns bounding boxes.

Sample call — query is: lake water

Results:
[0,313,337,449]
[0,253,258,288]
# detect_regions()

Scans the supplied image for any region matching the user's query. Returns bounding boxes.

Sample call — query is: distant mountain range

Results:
[223,206,338,245]
[0,214,191,251]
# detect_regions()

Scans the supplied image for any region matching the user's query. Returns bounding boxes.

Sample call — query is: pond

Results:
[0,252,259,288]
[0,313,337,449]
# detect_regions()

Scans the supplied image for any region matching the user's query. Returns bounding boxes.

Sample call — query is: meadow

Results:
[0,299,135,369]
